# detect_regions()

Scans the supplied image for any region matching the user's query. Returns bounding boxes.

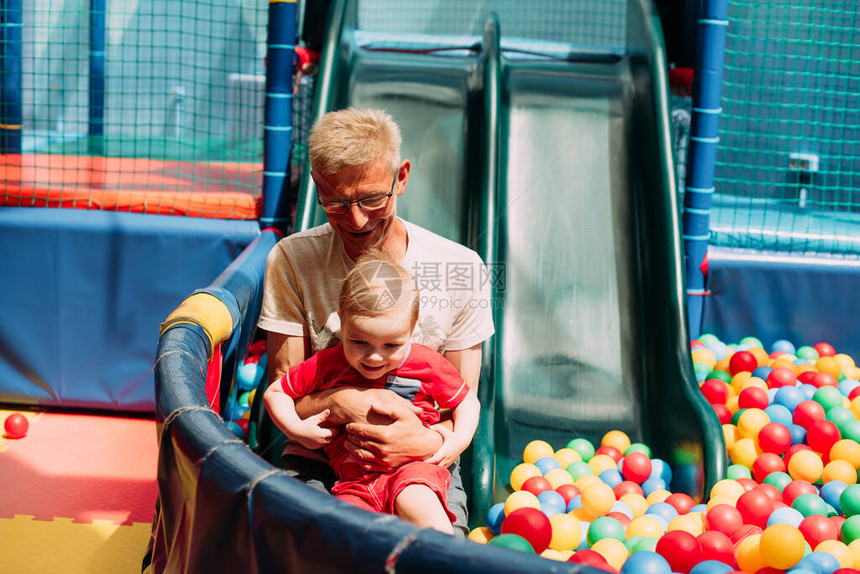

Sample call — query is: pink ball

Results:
[758,422,792,455]
[656,530,702,574]
[501,507,552,553]
[620,451,652,484]
[729,351,758,375]
[793,400,826,429]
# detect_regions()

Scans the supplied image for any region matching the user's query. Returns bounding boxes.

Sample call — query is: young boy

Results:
[264,253,480,533]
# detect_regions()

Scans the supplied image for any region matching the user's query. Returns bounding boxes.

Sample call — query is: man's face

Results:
[313,160,405,259]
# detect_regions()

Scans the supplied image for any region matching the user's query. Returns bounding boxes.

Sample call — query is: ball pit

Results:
[469,336,860,572]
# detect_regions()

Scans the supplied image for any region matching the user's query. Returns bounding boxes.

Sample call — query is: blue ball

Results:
[236,361,264,391]
[789,423,808,446]
[690,560,734,574]
[795,551,841,574]
[839,379,860,397]
[767,506,804,528]
[819,480,848,514]
[534,456,561,474]
[611,499,634,520]
[771,339,797,355]
[226,420,244,439]
[706,341,731,362]
[567,495,583,513]
[799,383,818,400]
[765,403,793,426]
[649,458,673,484]
[641,477,667,497]
[689,503,707,514]
[486,502,505,535]
[537,490,566,517]
[620,550,672,574]
[645,501,678,523]
[775,386,805,411]
[576,521,591,550]
[753,365,773,381]
[600,468,624,489]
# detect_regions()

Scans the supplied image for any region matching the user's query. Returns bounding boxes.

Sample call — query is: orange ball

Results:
[601,430,632,454]
[787,449,824,483]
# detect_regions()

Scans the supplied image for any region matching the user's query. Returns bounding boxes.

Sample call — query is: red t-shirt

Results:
[280,343,469,474]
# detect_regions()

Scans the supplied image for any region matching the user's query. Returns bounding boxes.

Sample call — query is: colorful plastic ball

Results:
[711,403,732,425]
[789,423,809,446]
[662,493,695,516]
[566,461,594,481]
[767,506,804,528]
[735,532,768,574]
[788,449,825,483]
[596,445,623,463]
[534,456,562,475]
[738,386,769,410]
[592,534,630,570]
[794,493,829,518]
[696,530,734,565]
[667,512,705,536]
[601,429,632,454]
[523,440,555,464]
[774,385,805,411]
[504,490,541,515]
[225,420,245,439]
[814,386,844,411]
[587,515,626,547]
[520,475,552,496]
[764,403,793,426]
[757,421,792,456]
[737,408,770,439]
[468,526,494,543]
[729,350,758,376]
[727,464,752,480]
[626,515,665,539]
[567,438,596,462]
[542,468,575,490]
[700,379,731,404]
[553,482,579,504]
[538,490,567,517]
[487,533,534,553]
[814,342,837,358]
[509,463,542,491]
[840,514,860,545]
[620,549,671,574]
[783,479,818,505]
[575,474,602,491]
[705,503,743,536]
[759,523,806,569]
[756,483,784,505]
[548,513,581,551]
[812,371,840,389]
[816,539,854,569]
[655,530,702,574]
[501,507,552,553]
[831,440,860,470]
[709,478,746,503]
[599,468,624,489]
[730,437,762,468]
[794,400,827,429]
[840,484,860,517]
[625,442,653,458]
[736,489,775,528]
[689,560,733,574]
[486,502,506,535]
[554,447,583,468]
[763,471,793,493]
[3,413,29,439]
[567,549,613,571]
[620,452,653,484]
[753,453,787,483]
[820,481,848,514]
[582,482,616,518]
[823,460,857,486]
[589,454,619,475]
[826,406,856,433]
[841,420,860,444]
[799,513,839,548]
[766,366,797,389]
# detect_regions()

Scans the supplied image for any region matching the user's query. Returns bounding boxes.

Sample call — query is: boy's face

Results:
[341,304,414,380]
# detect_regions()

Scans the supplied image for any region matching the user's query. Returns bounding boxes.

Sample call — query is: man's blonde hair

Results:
[338,249,419,327]
[309,108,402,175]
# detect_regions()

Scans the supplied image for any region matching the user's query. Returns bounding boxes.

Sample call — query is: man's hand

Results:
[343,398,443,473]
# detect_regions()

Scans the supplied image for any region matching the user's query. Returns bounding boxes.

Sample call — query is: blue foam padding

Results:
[0,208,259,412]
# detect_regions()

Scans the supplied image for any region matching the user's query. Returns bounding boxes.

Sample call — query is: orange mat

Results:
[1,154,261,219]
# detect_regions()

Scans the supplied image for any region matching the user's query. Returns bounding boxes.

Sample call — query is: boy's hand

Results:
[288,409,337,450]
[424,425,465,468]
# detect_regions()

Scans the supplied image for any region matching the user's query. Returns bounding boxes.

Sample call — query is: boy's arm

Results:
[263,376,335,450]
[424,390,480,468]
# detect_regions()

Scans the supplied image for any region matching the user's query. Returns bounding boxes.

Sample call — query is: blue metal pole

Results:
[261,0,297,232]
[0,0,23,154]
[89,0,106,155]
[682,0,728,338]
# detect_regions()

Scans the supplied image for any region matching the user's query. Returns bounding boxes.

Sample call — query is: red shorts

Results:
[331,461,454,523]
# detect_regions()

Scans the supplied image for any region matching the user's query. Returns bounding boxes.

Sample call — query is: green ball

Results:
[813,386,844,412]
[842,421,860,444]
[740,336,764,349]
[763,471,793,492]
[797,346,820,361]
[841,514,860,544]
[698,334,720,346]
[587,516,626,546]
[792,493,829,517]
[727,464,752,480]
[487,533,534,553]
[706,370,732,383]
[826,406,856,432]
[625,535,644,551]
[840,484,860,517]
[566,461,594,480]
[694,362,714,374]
[631,537,659,553]
[625,443,652,457]
[567,438,596,462]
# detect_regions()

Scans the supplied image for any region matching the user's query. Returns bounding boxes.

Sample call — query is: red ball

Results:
[596,445,623,463]
[798,513,838,548]
[664,493,696,515]
[235,418,250,434]
[712,403,732,425]
[691,340,705,349]
[729,351,759,376]
[814,342,837,357]
[568,549,614,572]
[697,530,734,565]
[793,400,826,429]
[752,453,786,483]
[555,483,581,505]
[850,386,860,401]
[620,451,652,483]
[735,478,758,493]
[730,524,762,545]
[807,419,841,454]
[766,367,797,389]
[613,480,644,499]
[758,422,792,455]
[755,483,783,505]
[501,507,552,553]
[701,379,731,404]
[798,371,818,386]
[811,371,839,389]
[656,530,702,574]
[738,387,769,410]
[521,476,553,496]
[784,444,813,466]
[736,489,774,528]
[830,515,847,534]
[705,504,744,536]
[4,413,28,439]
[606,511,632,529]
[782,479,817,506]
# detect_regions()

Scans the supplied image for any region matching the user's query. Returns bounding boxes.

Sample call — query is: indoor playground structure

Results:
[1,0,858,573]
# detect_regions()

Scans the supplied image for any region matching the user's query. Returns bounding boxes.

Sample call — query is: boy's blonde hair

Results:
[309,108,402,175]
[338,250,419,327]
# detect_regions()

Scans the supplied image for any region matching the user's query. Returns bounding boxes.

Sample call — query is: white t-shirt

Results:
[258,219,495,355]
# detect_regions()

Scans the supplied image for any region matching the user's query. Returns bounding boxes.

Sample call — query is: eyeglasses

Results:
[316,172,397,214]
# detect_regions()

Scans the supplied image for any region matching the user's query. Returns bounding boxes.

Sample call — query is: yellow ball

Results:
[620,493,649,519]
[771,357,798,372]
[626,515,665,539]
[831,439,860,470]
[544,468,576,489]
[549,513,582,551]
[706,496,737,512]
[748,347,770,367]
[726,395,741,415]
[710,478,746,503]
[591,538,629,572]
[646,489,671,505]
[570,506,596,522]
[575,474,601,491]
[816,539,854,569]
[822,459,858,485]
[736,408,770,439]
[247,388,257,406]
[850,396,860,421]
[731,372,753,394]
[581,482,615,518]
[835,354,857,376]
[667,512,705,536]
[468,526,494,544]
[588,454,618,475]
[731,437,763,469]
[847,539,860,569]
[540,549,568,561]
[504,490,541,515]
[723,424,740,453]
[787,449,824,483]
[554,448,583,468]
[692,348,717,368]
[816,356,843,379]
[510,463,542,491]
[523,440,555,464]
[714,356,732,372]
[740,377,769,393]
[760,524,805,569]
[736,533,767,574]
[602,430,632,454]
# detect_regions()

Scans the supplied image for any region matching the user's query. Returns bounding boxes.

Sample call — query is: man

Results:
[257,108,494,534]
